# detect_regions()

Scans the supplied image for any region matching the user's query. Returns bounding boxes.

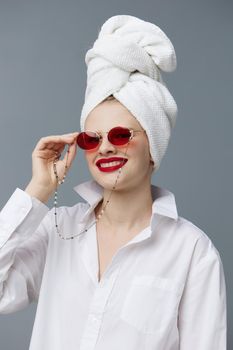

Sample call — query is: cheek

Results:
[131,140,150,161]
[84,150,96,163]
[84,154,95,170]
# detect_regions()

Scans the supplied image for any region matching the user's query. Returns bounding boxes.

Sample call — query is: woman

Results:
[86,94,156,281]
[0,15,226,350]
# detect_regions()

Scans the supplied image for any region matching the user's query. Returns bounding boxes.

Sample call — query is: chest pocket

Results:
[120,275,183,334]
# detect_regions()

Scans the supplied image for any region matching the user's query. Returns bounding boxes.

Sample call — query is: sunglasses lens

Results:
[77,131,99,150]
[109,127,131,145]
[77,127,131,150]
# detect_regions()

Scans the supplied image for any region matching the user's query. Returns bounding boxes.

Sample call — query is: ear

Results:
[149,151,154,166]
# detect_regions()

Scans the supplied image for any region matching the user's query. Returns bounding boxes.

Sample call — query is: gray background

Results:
[0,0,232,348]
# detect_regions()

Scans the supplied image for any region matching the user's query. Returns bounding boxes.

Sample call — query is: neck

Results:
[94,179,153,235]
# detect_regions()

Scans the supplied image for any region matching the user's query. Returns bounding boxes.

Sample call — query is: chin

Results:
[91,168,126,189]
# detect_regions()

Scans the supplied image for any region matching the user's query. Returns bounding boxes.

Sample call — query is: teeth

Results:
[99,160,124,168]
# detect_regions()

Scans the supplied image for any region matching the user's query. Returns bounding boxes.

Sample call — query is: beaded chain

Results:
[52,142,130,240]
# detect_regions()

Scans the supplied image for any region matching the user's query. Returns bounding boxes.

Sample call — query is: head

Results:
[83,95,155,192]
[80,15,178,186]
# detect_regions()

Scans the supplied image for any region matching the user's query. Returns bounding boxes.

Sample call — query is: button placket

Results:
[79,269,120,350]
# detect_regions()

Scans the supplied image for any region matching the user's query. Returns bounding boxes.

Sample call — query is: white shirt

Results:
[0,179,227,350]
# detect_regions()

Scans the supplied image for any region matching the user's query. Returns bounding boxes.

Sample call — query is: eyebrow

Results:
[94,126,133,132]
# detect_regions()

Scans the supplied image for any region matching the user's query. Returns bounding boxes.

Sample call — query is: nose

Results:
[97,134,117,155]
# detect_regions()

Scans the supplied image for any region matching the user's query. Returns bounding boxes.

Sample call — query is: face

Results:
[83,99,154,192]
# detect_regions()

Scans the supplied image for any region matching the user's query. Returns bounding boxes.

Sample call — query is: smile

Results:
[96,159,128,172]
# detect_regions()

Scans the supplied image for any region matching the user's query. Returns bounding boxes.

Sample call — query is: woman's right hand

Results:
[30,132,80,193]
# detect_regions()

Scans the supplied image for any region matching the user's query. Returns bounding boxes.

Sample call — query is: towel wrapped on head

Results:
[80,15,178,172]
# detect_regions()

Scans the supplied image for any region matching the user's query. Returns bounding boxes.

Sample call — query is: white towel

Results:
[80,15,178,171]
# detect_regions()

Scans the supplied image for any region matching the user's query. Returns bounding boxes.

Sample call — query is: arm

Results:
[178,236,227,349]
[0,188,51,314]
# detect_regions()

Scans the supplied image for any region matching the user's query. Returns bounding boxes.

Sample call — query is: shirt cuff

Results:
[0,188,50,248]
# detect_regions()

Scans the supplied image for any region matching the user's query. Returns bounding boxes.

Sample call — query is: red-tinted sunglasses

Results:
[76,126,146,150]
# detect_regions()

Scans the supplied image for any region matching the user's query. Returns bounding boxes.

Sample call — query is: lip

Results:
[96,157,128,166]
[96,157,128,172]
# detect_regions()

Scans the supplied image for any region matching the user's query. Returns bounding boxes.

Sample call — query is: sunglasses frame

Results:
[77,126,147,150]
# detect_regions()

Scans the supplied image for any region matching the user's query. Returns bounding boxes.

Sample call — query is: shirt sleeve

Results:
[177,234,227,349]
[0,188,51,314]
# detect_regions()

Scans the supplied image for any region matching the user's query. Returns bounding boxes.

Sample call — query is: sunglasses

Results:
[76,126,146,150]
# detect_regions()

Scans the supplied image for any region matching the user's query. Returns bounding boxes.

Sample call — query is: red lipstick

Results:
[96,157,128,172]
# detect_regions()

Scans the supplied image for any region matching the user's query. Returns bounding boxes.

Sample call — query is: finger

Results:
[68,141,78,161]
[53,143,74,163]
[52,143,67,153]
[48,139,74,153]
[37,133,79,150]
[33,148,60,159]
[62,142,77,168]
[54,150,62,159]
[46,142,57,150]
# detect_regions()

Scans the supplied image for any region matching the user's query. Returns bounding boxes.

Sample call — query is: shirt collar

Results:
[73,179,178,224]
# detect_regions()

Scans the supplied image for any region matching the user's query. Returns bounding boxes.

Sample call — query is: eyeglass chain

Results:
[52,142,130,240]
